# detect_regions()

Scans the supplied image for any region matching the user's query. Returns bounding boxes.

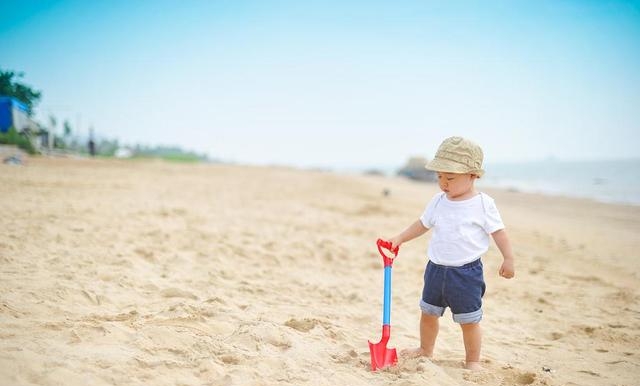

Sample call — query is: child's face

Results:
[437,172,477,200]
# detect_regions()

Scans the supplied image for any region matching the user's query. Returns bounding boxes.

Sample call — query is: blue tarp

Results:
[0,96,29,133]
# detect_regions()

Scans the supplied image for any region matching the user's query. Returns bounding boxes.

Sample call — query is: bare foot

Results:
[400,347,432,359]
[464,361,483,371]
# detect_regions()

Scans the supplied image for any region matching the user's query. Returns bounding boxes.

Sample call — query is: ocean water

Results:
[476,159,640,206]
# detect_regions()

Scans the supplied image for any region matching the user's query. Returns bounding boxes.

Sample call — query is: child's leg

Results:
[401,312,439,358]
[460,322,482,370]
[420,312,439,356]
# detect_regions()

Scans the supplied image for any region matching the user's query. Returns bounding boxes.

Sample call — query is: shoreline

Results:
[332,158,640,207]
[477,181,640,207]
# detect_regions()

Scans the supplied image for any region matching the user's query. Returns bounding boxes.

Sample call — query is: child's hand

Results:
[499,258,515,279]
[388,237,403,251]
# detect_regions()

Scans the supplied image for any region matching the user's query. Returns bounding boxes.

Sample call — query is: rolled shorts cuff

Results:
[419,299,444,316]
[452,308,483,324]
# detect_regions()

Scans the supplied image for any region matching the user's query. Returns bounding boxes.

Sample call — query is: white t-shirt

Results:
[420,192,505,266]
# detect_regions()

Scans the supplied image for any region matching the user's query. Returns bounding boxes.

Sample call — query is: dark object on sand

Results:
[3,155,23,165]
[397,157,436,182]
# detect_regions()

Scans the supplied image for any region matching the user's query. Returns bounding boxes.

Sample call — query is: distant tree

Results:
[0,69,42,116]
[49,114,57,131]
[63,120,72,137]
[98,138,119,156]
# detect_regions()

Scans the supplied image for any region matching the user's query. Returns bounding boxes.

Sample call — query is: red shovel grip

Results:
[376,239,399,267]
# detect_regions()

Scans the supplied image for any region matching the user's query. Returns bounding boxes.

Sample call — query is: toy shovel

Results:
[368,238,399,371]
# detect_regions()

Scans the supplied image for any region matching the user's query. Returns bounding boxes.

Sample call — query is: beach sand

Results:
[1,158,638,386]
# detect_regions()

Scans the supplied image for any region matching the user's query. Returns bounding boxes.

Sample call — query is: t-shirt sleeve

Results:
[419,193,442,229]
[483,195,505,234]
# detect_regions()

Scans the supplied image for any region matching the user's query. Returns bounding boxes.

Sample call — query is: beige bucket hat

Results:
[425,136,485,177]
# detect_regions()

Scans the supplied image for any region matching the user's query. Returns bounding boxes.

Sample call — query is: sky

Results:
[1,0,639,170]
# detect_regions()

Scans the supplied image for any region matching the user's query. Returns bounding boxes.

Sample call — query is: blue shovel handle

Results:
[376,239,398,325]
[383,265,392,325]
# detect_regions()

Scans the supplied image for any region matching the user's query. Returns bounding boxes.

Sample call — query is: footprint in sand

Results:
[284,318,320,332]
[252,325,292,350]
[283,317,344,341]
[513,372,537,384]
[160,287,198,300]
[502,368,538,385]
[330,348,359,364]
[134,247,156,262]
[219,354,241,365]
[549,331,563,340]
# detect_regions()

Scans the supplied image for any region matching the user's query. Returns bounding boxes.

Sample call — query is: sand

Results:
[1,157,638,386]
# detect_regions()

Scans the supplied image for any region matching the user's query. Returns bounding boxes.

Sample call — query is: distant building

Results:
[0,96,38,133]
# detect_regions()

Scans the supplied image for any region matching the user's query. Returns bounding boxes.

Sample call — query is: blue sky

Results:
[2,0,639,169]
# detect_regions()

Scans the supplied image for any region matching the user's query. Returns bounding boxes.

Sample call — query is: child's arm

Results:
[388,220,429,250]
[492,229,515,279]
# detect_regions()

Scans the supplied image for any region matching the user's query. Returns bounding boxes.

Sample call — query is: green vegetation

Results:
[1,68,211,163]
[0,127,36,154]
[132,145,208,163]
[0,69,41,115]
[57,138,208,162]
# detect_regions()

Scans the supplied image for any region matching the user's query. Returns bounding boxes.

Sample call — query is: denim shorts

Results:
[419,258,486,324]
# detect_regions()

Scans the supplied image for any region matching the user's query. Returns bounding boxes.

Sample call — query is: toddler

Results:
[384,136,515,370]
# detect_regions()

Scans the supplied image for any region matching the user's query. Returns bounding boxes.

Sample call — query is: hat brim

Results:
[425,158,484,177]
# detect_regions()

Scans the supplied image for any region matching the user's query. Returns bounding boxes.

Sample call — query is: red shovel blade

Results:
[368,326,398,371]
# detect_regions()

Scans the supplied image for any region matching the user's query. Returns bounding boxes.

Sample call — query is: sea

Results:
[356,158,640,206]
[477,159,640,206]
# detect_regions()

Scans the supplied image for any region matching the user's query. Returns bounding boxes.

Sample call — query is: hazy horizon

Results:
[2,0,639,169]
